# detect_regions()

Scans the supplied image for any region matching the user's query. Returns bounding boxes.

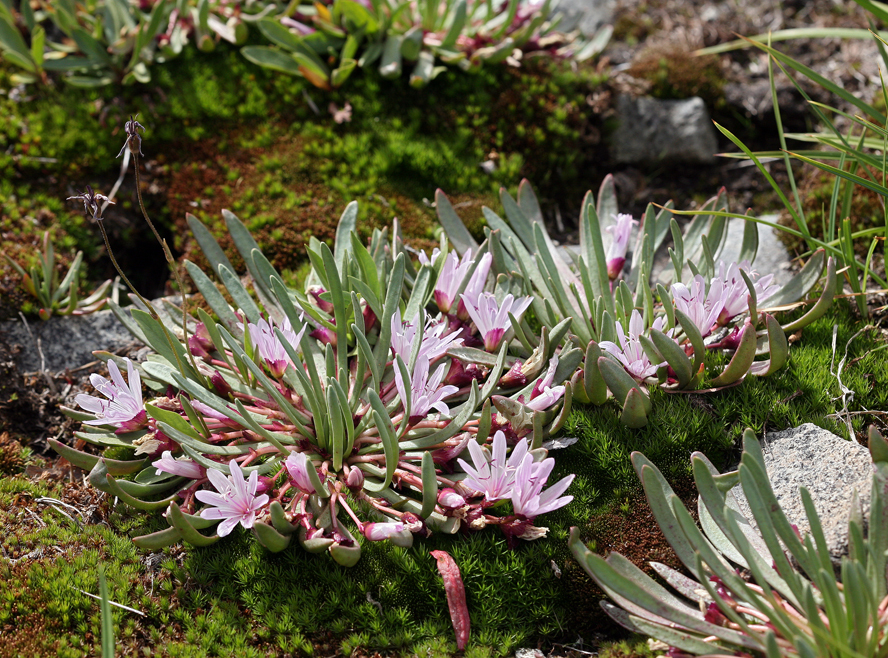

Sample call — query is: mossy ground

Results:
[0,303,885,657]
[0,46,602,318]
[2,24,888,658]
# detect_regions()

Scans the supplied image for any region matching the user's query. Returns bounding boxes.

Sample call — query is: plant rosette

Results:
[55,203,580,564]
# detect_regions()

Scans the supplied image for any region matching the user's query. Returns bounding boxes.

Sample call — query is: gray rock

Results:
[732,424,872,565]
[0,296,181,373]
[708,215,794,290]
[611,95,719,165]
[514,650,545,658]
[551,0,615,37]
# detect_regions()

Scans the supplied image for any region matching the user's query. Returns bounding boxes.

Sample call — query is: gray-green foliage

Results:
[570,425,888,657]
[3,230,116,319]
[242,0,610,89]
[55,201,580,563]
[437,177,838,427]
[0,0,605,89]
[0,0,251,87]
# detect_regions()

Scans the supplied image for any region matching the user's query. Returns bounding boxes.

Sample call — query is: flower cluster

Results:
[436,178,837,428]
[458,430,573,544]
[68,211,576,562]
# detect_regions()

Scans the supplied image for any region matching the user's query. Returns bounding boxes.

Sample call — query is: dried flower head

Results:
[66,185,114,221]
[117,114,146,158]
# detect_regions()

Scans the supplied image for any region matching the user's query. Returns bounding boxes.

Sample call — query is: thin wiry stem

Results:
[132,152,199,375]
[96,219,187,375]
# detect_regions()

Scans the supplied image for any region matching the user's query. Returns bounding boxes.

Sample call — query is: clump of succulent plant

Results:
[0,0,256,87]
[437,176,838,427]
[242,0,610,89]
[53,202,579,564]
[569,425,888,658]
[3,230,117,320]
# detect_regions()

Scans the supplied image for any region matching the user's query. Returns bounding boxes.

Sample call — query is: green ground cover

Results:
[1,302,884,657]
[0,46,602,318]
[2,16,887,657]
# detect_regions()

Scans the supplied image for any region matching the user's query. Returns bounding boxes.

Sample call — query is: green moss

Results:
[2,303,884,656]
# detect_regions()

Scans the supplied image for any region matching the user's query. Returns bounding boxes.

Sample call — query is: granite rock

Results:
[611,95,718,165]
[0,297,181,373]
[551,0,615,37]
[732,424,872,565]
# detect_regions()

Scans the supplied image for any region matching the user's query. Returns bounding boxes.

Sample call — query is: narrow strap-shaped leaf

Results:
[673,309,705,375]
[373,253,405,370]
[751,314,788,376]
[499,187,535,249]
[650,328,692,389]
[782,256,836,332]
[578,190,614,317]
[404,264,432,322]
[104,474,181,511]
[764,249,825,307]
[334,201,358,271]
[186,213,235,276]
[597,356,652,414]
[365,390,399,491]
[185,260,241,333]
[419,451,438,519]
[620,388,649,428]
[351,231,381,301]
[217,263,260,324]
[252,521,292,552]
[49,438,147,475]
[709,321,757,387]
[132,526,182,550]
[167,501,220,547]
[435,189,478,254]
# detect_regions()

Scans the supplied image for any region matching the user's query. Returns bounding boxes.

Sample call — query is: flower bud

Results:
[211,371,233,399]
[310,326,337,347]
[437,488,468,518]
[346,467,364,492]
[308,287,334,314]
[255,476,273,495]
[362,522,406,541]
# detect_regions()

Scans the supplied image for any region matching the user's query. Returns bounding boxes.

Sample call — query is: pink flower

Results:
[462,292,532,352]
[605,213,637,281]
[195,460,269,537]
[75,358,147,432]
[280,16,314,35]
[509,453,574,519]
[362,522,407,541]
[526,357,565,411]
[457,430,528,502]
[434,250,475,313]
[711,260,780,324]
[247,315,306,378]
[285,451,317,495]
[599,310,662,381]
[437,488,468,511]
[418,248,442,267]
[671,275,724,338]
[394,355,460,421]
[390,309,463,363]
[152,450,204,479]
[455,252,492,321]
